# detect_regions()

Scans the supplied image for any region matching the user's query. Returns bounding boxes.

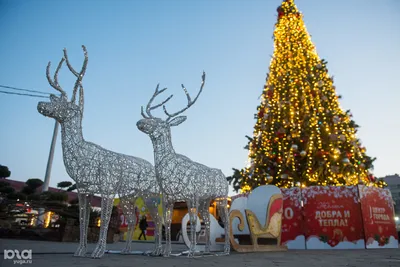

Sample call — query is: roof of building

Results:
[382,174,400,185]
[3,179,102,207]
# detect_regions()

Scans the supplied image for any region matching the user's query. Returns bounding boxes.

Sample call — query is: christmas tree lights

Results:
[239,0,385,191]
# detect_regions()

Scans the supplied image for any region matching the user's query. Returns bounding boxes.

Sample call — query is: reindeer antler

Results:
[63,45,88,103]
[46,57,67,97]
[141,83,173,119]
[163,71,206,122]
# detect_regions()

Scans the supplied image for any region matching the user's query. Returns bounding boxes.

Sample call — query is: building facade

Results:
[382,174,400,215]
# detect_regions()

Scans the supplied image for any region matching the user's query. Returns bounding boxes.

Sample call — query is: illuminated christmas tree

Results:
[237,0,385,191]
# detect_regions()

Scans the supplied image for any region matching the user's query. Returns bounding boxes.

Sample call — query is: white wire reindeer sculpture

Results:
[137,72,230,257]
[37,45,162,258]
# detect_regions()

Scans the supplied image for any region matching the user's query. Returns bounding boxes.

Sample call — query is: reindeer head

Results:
[136,72,206,138]
[37,45,88,123]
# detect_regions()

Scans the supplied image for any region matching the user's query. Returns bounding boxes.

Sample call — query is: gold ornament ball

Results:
[300,150,307,157]
[266,175,273,183]
[291,144,298,151]
[342,158,350,165]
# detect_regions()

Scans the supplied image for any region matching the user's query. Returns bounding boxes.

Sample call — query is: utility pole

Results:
[37,120,59,226]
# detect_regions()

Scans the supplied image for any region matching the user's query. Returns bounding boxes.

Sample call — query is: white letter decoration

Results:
[137,72,230,257]
[37,46,162,258]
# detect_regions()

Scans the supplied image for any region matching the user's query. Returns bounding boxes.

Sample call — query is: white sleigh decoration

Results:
[180,213,225,253]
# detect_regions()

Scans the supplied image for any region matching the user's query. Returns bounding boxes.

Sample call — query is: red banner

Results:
[281,187,305,249]
[302,186,364,249]
[359,185,398,248]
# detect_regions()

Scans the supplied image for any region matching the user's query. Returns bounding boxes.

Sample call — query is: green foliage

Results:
[243,136,253,150]
[0,180,14,195]
[61,201,80,219]
[40,191,68,202]
[0,176,99,226]
[25,178,43,190]
[57,181,73,189]
[226,168,242,193]
[49,192,68,202]
[43,201,68,210]
[319,235,328,243]
[27,194,41,201]
[0,165,11,178]
[237,1,380,190]
[66,183,77,192]
[0,186,15,195]
[39,191,53,199]
[21,186,35,195]
[7,192,27,201]
[0,180,10,188]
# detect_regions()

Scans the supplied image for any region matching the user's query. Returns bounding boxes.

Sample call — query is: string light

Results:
[240,0,386,191]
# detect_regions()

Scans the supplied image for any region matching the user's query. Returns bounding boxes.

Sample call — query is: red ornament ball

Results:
[267,89,274,98]
[368,174,375,182]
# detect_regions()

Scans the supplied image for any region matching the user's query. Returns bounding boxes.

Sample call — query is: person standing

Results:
[138,215,148,240]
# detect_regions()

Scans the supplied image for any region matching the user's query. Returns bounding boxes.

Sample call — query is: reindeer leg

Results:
[91,195,114,259]
[163,198,174,257]
[187,198,199,258]
[199,198,212,254]
[74,193,90,257]
[217,197,230,255]
[120,196,137,254]
[144,195,163,256]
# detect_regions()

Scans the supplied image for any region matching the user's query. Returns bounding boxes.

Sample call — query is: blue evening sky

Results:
[0,0,399,195]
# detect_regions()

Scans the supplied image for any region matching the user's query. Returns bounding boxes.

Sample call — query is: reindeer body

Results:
[137,73,230,257]
[37,46,162,258]
[60,115,155,194]
[56,110,161,257]
[149,128,226,200]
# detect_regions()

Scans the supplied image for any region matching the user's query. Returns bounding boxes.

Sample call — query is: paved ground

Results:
[1,239,400,267]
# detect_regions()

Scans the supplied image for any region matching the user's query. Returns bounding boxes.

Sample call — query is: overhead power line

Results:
[0,90,49,99]
[0,85,50,95]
